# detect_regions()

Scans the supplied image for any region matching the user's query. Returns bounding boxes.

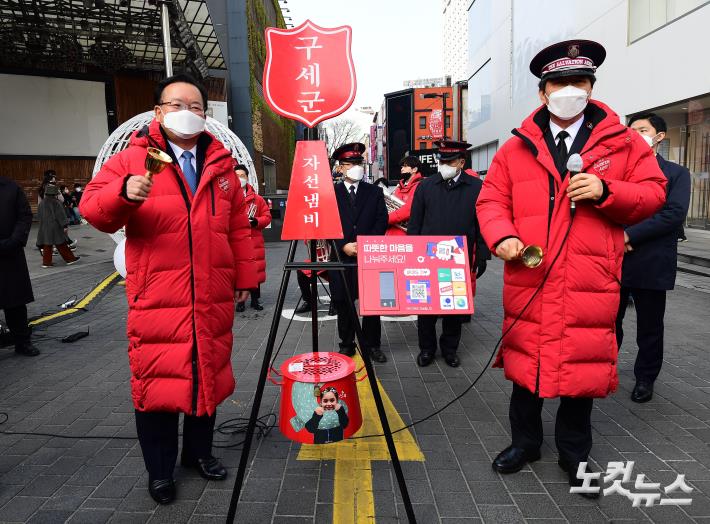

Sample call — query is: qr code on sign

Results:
[410,284,427,300]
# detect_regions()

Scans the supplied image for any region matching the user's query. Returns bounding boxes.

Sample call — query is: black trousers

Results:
[509,383,593,466]
[3,304,31,347]
[134,410,216,480]
[334,299,381,351]
[297,270,313,304]
[417,315,463,357]
[616,287,666,383]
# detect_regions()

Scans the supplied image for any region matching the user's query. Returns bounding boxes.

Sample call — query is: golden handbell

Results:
[144,147,172,180]
[520,245,544,268]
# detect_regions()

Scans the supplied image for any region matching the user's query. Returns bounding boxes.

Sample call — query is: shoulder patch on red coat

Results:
[218,176,230,192]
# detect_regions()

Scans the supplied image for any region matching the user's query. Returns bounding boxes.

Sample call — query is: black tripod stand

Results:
[225,238,416,523]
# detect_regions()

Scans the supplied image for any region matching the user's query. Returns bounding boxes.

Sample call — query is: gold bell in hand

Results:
[520,245,544,268]
[144,147,172,180]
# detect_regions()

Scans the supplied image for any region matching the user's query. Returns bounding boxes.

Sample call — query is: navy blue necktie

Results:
[181,151,197,194]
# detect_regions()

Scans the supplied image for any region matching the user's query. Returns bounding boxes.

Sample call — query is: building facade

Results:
[442,0,469,82]
[466,0,710,227]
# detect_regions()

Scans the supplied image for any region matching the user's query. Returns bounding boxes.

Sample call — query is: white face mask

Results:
[239,177,248,188]
[345,165,364,182]
[439,163,459,180]
[545,85,589,120]
[162,109,206,139]
[641,133,660,149]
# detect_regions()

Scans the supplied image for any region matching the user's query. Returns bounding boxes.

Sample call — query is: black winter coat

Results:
[408,172,490,265]
[0,177,34,308]
[622,155,691,290]
[328,181,388,301]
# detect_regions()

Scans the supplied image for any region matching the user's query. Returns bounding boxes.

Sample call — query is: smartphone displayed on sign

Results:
[379,271,396,308]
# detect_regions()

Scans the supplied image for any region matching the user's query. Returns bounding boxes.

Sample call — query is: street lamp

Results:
[420,92,450,140]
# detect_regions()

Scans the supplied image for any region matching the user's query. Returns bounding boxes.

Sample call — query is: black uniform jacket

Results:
[622,154,691,290]
[408,172,490,265]
[328,180,388,301]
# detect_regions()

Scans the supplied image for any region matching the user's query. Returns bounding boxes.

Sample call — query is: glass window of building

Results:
[630,94,710,229]
[419,116,427,129]
[469,141,498,177]
[628,0,709,42]
[468,60,492,129]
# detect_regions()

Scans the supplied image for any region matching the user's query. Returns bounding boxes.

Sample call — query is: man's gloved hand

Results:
[249,218,258,227]
[476,258,487,279]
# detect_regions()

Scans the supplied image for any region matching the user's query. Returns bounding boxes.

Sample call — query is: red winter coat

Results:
[244,184,271,285]
[386,173,423,236]
[476,101,666,399]
[80,119,256,416]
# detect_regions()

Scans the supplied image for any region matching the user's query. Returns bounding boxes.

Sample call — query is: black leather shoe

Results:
[339,346,356,357]
[631,381,653,403]
[15,342,40,357]
[181,456,227,481]
[558,459,601,499]
[236,302,245,313]
[148,478,175,504]
[370,347,387,363]
[417,352,434,367]
[251,300,264,311]
[492,446,541,474]
[295,301,311,314]
[444,354,460,367]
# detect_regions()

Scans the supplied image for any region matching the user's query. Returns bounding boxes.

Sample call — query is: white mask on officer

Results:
[439,163,459,180]
[345,165,364,182]
[545,85,590,120]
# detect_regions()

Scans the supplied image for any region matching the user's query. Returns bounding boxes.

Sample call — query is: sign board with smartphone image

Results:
[357,235,474,316]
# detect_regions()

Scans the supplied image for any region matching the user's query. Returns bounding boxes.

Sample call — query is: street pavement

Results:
[1,225,710,523]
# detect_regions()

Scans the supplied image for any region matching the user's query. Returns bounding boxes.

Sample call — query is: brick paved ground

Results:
[1,228,709,523]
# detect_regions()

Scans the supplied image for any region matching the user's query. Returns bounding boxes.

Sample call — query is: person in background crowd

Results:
[36,185,80,268]
[408,140,489,368]
[235,164,271,312]
[61,185,81,225]
[476,39,666,497]
[0,176,39,356]
[80,74,255,505]
[616,113,691,403]
[38,170,61,203]
[329,142,388,363]
[385,155,424,236]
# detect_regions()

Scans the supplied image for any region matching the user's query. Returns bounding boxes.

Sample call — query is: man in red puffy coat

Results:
[235,164,271,312]
[476,41,667,496]
[385,155,424,236]
[80,74,255,505]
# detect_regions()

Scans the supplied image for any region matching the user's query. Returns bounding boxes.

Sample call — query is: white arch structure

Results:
[92,111,257,244]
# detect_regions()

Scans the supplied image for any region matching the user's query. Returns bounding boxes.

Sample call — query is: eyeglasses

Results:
[158,101,205,114]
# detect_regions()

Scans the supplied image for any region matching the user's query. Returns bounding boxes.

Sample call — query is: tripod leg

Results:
[309,241,319,353]
[226,240,297,524]
[329,240,417,524]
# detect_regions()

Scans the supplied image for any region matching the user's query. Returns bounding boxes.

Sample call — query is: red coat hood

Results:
[513,100,628,178]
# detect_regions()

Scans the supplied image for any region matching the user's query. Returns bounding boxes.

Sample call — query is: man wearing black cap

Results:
[408,140,489,368]
[328,143,388,363]
[477,40,667,497]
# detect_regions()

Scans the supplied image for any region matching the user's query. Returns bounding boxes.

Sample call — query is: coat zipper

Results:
[172,163,200,416]
[210,184,215,216]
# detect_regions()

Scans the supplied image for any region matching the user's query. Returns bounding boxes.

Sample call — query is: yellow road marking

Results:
[29,272,120,326]
[297,355,424,523]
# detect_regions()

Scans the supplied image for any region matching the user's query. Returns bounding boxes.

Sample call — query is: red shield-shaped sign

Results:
[263,20,357,127]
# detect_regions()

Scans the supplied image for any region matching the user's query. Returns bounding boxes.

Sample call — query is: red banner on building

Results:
[263,20,357,128]
[281,141,343,240]
[429,109,444,139]
[357,235,474,316]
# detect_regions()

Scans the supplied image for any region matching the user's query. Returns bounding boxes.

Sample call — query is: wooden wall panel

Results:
[0,158,95,213]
